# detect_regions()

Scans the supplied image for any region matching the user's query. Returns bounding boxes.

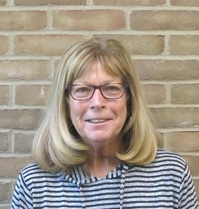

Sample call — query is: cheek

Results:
[68,100,78,121]
[119,97,128,115]
[120,105,128,124]
[119,100,128,126]
[68,99,86,124]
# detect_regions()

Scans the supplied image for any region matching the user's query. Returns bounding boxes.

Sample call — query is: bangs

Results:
[69,51,128,84]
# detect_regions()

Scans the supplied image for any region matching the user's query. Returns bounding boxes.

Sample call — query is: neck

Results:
[84,139,123,178]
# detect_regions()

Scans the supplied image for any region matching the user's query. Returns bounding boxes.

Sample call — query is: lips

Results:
[87,119,110,123]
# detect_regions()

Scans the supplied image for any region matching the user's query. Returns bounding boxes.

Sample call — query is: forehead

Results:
[74,61,122,83]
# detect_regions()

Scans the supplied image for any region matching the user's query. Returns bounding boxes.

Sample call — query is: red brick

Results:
[14,133,34,153]
[0,182,10,202]
[182,155,199,176]
[150,107,199,129]
[0,0,6,6]
[0,109,43,130]
[171,0,199,6]
[53,10,125,31]
[14,0,86,5]
[0,60,50,81]
[143,84,166,104]
[193,179,199,199]
[0,86,9,105]
[130,11,199,30]
[171,84,199,104]
[15,85,50,106]
[0,157,33,178]
[14,35,164,56]
[0,36,9,55]
[169,35,199,55]
[93,0,165,6]
[167,131,199,152]
[0,11,47,31]
[134,60,199,81]
[14,35,84,56]
[0,132,9,152]
[100,35,164,55]
[0,206,10,209]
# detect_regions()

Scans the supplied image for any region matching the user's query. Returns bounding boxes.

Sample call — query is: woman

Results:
[11,37,198,208]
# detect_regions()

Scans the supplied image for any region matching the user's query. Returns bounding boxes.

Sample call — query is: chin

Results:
[87,135,116,144]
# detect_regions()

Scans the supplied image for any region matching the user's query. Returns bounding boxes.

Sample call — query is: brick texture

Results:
[143,84,166,104]
[14,133,34,153]
[0,1,199,207]
[14,0,86,5]
[0,182,11,202]
[0,86,9,105]
[93,0,165,6]
[0,157,33,178]
[171,84,199,104]
[130,11,199,31]
[98,35,164,55]
[151,107,199,129]
[14,35,84,56]
[0,11,47,31]
[15,85,50,105]
[194,180,199,199]
[171,0,199,6]
[167,131,199,152]
[0,132,9,152]
[0,60,50,81]
[134,60,199,80]
[0,0,6,6]
[0,109,43,130]
[169,36,199,55]
[183,156,199,176]
[53,10,126,31]
[0,36,9,55]
[0,206,10,209]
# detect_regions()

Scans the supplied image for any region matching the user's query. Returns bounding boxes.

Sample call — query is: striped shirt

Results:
[11,149,198,209]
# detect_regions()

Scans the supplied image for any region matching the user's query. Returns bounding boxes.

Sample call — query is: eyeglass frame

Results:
[65,83,128,101]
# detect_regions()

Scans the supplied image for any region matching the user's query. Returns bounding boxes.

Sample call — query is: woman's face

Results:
[68,62,127,147]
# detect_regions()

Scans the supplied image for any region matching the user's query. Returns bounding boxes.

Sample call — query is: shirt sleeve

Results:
[178,163,199,209]
[11,172,33,209]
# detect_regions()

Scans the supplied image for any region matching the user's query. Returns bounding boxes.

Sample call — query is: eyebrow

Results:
[72,80,122,85]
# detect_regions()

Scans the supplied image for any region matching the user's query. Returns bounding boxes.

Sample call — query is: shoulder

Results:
[126,149,191,186]
[20,162,47,176]
[150,148,188,174]
[19,162,59,184]
[155,149,186,166]
[128,149,188,176]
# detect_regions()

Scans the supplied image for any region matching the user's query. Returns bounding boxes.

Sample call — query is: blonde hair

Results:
[32,37,159,172]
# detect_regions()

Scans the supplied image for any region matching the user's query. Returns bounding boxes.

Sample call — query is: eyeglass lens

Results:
[69,83,126,101]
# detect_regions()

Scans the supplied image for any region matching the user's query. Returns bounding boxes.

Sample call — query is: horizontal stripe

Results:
[11,149,198,209]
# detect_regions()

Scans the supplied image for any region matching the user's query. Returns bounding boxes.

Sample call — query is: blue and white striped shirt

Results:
[11,149,198,208]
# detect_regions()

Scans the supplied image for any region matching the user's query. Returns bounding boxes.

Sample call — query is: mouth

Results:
[86,119,110,123]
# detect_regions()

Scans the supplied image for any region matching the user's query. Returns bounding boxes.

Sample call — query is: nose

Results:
[90,89,106,109]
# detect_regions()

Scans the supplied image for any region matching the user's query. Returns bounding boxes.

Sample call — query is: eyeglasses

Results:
[66,83,128,101]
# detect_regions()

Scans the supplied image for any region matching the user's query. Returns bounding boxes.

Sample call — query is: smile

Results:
[88,119,109,123]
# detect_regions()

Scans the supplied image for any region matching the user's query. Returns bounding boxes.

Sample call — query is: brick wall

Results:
[0,0,199,207]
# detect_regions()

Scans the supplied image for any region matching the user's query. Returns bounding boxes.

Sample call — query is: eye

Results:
[73,86,92,94]
[104,85,121,92]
